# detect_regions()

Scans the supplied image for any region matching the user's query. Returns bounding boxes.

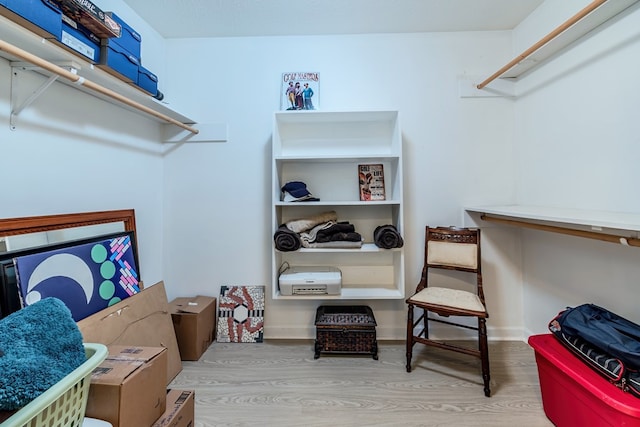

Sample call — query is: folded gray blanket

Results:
[274,224,301,251]
[374,224,404,249]
[0,297,85,411]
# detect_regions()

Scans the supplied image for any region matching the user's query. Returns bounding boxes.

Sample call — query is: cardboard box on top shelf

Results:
[169,295,217,361]
[86,345,167,427]
[77,281,183,383]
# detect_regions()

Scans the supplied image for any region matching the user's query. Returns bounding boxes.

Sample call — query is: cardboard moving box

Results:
[78,281,182,383]
[170,296,217,361]
[86,346,167,427]
[152,389,195,427]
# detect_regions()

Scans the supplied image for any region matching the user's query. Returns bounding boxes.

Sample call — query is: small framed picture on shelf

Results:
[281,72,319,111]
[358,164,386,201]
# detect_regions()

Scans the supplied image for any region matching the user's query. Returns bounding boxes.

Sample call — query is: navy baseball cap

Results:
[281,181,320,202]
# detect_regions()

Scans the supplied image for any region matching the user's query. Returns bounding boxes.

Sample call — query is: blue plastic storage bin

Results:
[104,12,141,61]
[99,42,140,83]
[136,65,159,96]
[1,0,62,39]
[57,17,100,63]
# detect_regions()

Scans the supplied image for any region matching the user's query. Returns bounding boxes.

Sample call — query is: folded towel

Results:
[0,297,85,411]
[374,224,404,249]
[285,211,338,233]
[274,224,302,251]
[299,221,337,246]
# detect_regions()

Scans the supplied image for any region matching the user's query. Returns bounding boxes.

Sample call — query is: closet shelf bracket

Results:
[10,61,79,130]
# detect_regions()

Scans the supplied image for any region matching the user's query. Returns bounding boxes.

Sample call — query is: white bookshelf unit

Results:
[272,110,405,300]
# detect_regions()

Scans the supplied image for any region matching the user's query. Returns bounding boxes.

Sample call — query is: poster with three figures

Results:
[281,72,319,110]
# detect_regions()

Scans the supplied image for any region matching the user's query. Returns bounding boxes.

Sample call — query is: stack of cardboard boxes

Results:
[0,0,160,98]
[77,281,217,426]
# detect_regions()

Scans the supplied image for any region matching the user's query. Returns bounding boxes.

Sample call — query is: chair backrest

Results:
[426,226,480,273]
[422,226,484,302]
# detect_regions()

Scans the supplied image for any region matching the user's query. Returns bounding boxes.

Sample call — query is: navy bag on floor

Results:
[549,303,640,397]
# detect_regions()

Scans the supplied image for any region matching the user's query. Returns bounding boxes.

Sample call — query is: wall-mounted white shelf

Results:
[465,205,640,247]
[472,0,639,92]
[0,13,197,133]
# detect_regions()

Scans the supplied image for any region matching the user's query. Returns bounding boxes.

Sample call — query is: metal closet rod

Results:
[480,214,640,247]
[476,0,607,90]
[0,38,199,134]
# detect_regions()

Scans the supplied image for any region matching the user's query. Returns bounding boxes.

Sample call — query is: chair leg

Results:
[406,304,414,372]
[423,308,429,340]
[479,317,491,397]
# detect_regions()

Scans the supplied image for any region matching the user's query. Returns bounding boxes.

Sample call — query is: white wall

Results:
[511,1,640,334]
[159,32,522,339]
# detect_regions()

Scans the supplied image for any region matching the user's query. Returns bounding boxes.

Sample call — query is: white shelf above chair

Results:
[465,205,640,247]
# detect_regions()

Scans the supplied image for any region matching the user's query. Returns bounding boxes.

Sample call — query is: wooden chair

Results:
[405,226,490,397]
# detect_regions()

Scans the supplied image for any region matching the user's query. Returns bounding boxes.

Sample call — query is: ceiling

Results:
[121,0,545,39]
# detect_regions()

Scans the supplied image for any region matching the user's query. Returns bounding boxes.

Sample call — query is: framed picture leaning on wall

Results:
[3,231,141,321]
[281,72,320,110]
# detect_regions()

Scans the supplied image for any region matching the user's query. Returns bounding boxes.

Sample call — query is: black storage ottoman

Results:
[314,305,378,360]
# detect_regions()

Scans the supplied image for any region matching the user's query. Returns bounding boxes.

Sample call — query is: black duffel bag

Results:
[549,303,640,397]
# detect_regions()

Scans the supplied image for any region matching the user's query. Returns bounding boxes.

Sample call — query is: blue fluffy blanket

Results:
[0,297,85,411]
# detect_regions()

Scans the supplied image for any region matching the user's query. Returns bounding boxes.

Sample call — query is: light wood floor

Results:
[170,340,553,427]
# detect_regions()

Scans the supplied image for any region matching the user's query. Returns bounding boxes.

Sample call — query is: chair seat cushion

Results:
[408,287,486,313]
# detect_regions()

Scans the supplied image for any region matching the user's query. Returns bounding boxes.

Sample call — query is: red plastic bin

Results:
[528,334,640,427]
